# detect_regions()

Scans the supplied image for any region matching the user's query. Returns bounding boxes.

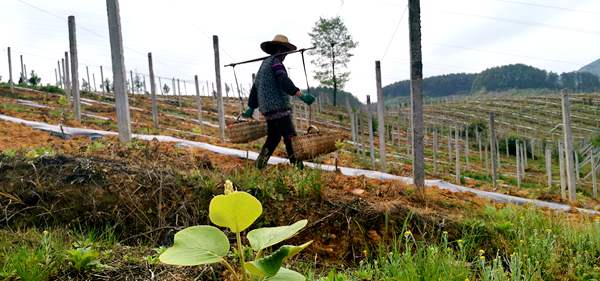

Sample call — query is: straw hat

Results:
[260,34,297,55]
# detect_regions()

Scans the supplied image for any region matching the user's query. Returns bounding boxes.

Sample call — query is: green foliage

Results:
[160,183,311,281]
[309,86,362,107]
[384,63,600,100]
[86,141,106,153]
[247,220,308,251]
[39,85,64,94]
[383,73,477,99]
[592,134,600,148]
[0,230,62,281]
[25,146,55,159]
[209,191,263,233]
[159,226,230,266]
[2,149,17,158]
[102,79,112,93]
[560,71,600,92]
[308,17,358,90]
[28,70,42,87]
[65,247,101,272]
[162,84,170,94]
[472,64,552,93]
[245,242,312,278]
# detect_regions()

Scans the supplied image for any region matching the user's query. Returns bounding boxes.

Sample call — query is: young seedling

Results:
[159,180,311,281]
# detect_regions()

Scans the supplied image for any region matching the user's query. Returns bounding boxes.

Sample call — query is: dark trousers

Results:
[255,115,303,169]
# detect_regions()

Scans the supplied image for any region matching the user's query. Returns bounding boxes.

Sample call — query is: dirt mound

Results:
[0,142,489,265]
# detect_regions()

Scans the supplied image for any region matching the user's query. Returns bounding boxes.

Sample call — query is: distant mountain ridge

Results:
[580,58,600,77]
[383,63,600,101]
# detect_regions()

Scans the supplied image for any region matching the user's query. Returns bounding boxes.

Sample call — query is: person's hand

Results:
[241,107,255,118]
[299,93,315,105]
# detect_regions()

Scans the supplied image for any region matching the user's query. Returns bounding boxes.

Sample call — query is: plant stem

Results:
[236,231,247,281]
[220,259,239,281]
[255,249,263,260]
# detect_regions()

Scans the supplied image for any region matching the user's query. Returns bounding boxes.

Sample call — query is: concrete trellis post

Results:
[476,129,482,160]
[68,16,81,121]
[57,60,63,88]
[129,70,134,94]
[455,128,461,184]
[489,112,498,189]
[148,52,158,129]
[100,65,105,93]
[55,68,59,86]
[516,141,521,188]
[484,144,489,174]
[464,127,469,169]
[545,145,552,190]
[408,0,425,190]
[367,95,376,169]
[447,128,452,162]
[591,150,597,199]
[433,129,438,175]
[523,139,528,168]
[93,73,97,92]
[506,138,509,157]
[106,0,132,142]
[346,98,357,144]
[558,140,567,199]
[20,55,24,81]
[194,75,203,126]
[64,52,71,100]
[574,151,580,182]
[531,139,536,161]
[171,78,176,99]
[24,64,27,80]
[177,79,182,107]
[7,47,13,93]
[375,61,386,172]
[213,35,226,141]
[519,143,525,178]
[407,125,411,156]
[561,91,577,201]
[86,65,91,91]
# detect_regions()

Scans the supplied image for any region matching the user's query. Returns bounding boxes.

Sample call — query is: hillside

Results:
[0,84,599,280]
[580,58,600,76]
[309,86,363,107]
[383,63,600,101]
[382,73,476,99]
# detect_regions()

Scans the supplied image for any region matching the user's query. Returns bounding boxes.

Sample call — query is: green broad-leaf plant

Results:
[159,180,312,281]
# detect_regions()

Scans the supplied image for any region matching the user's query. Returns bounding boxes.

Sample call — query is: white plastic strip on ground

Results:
[0,113,597,215]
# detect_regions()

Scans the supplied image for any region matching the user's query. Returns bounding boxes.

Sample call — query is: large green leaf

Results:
[245,241,313,278]
[159,225,229,266]
[209,191,262,233]
[248,220,308,251]
[265,267,306,281]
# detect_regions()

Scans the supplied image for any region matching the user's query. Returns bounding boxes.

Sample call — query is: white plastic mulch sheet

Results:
[0,113,597,215]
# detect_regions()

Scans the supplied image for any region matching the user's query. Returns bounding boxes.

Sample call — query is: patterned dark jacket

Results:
[248,56,299,120]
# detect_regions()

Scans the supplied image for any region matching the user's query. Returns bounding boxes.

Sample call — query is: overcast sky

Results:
[2,0,600,102]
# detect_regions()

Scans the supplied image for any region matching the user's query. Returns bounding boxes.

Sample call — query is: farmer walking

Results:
[242,34,315,169]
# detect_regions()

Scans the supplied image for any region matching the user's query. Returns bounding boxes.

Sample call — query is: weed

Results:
[25,146,55,159]
[65,247,102,272]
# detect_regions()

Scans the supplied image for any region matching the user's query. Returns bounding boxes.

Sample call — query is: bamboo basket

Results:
[227,118,267,143]
[291,126,339,161]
